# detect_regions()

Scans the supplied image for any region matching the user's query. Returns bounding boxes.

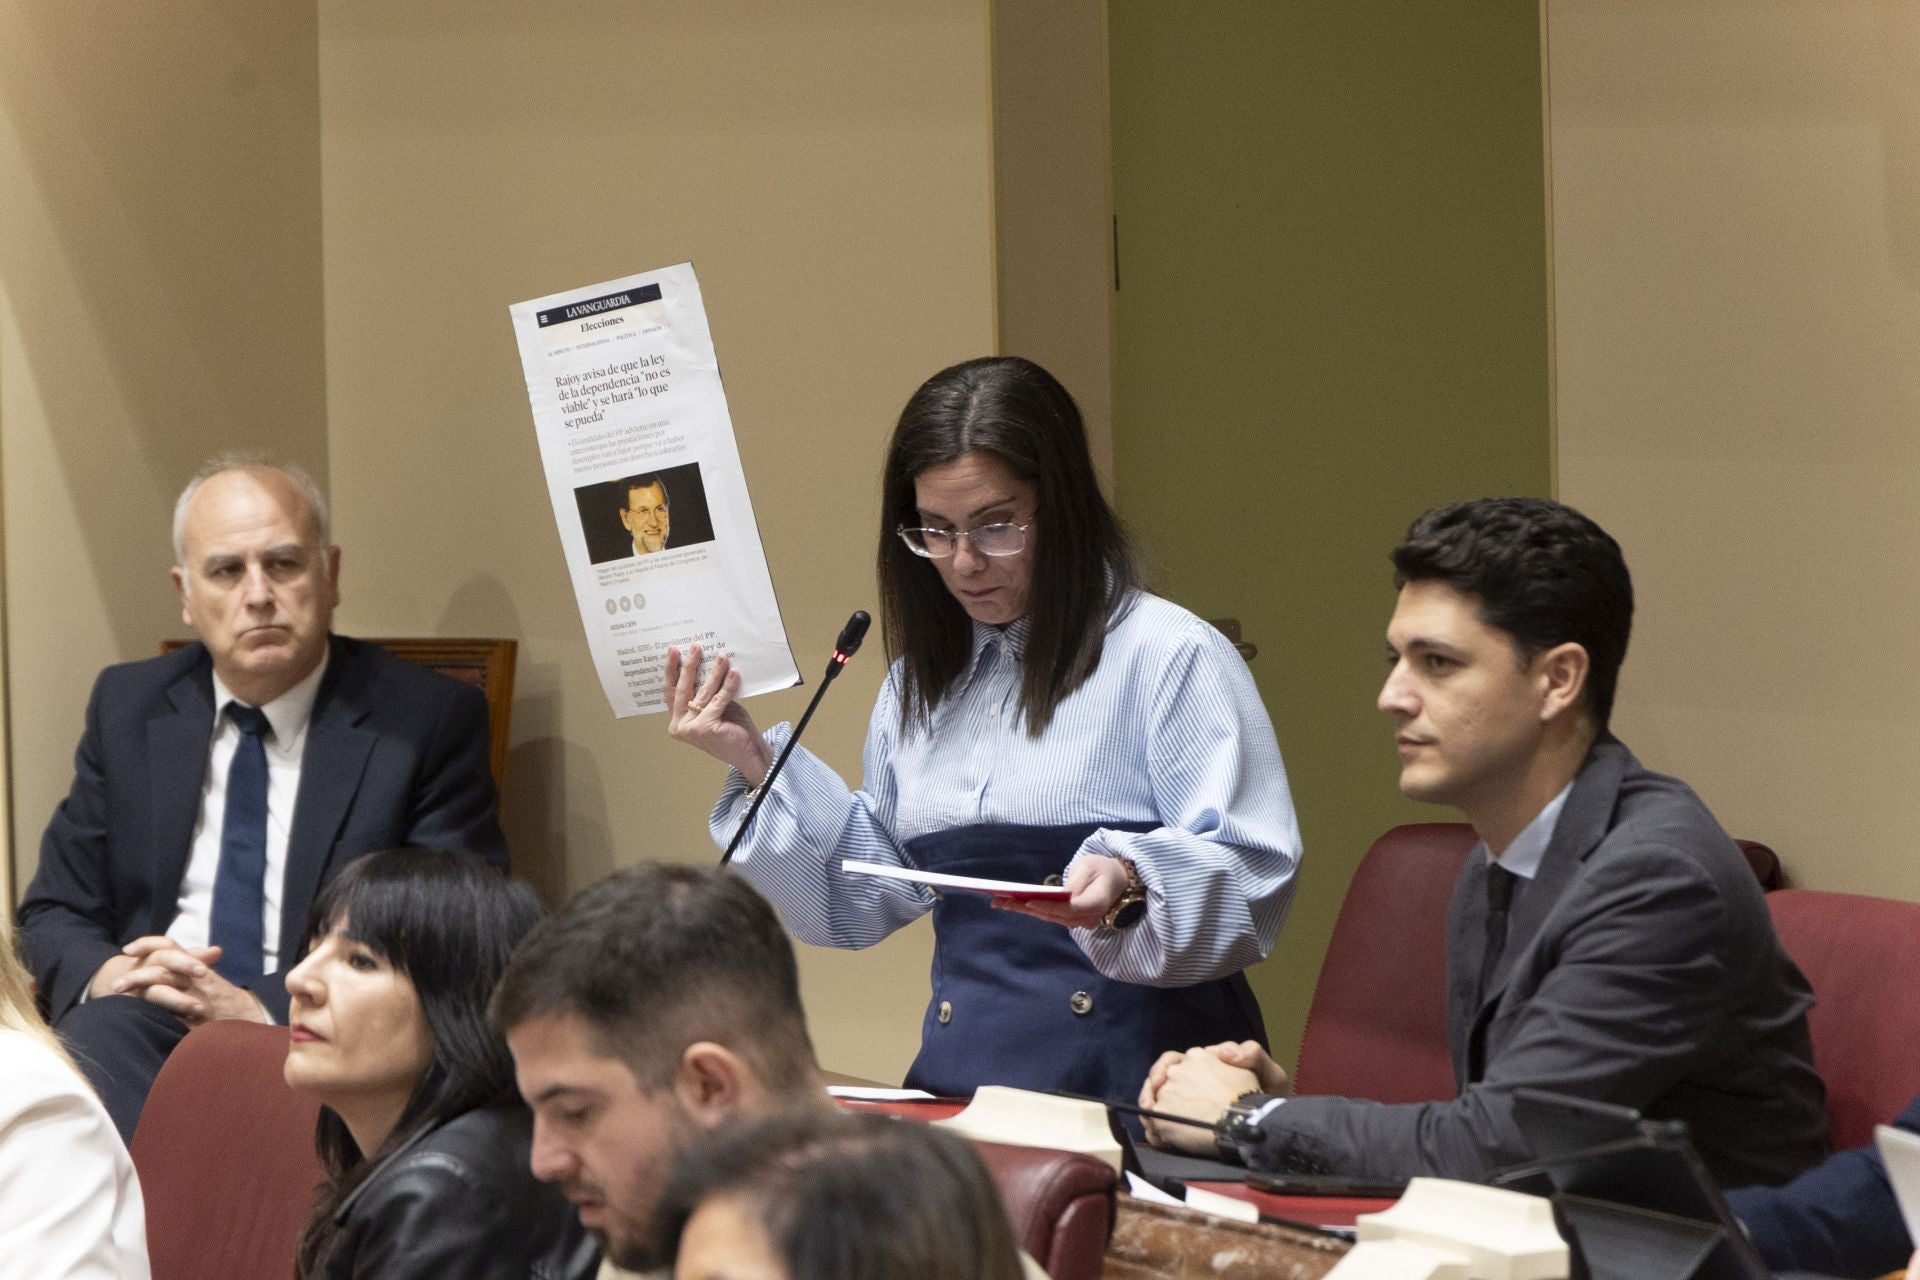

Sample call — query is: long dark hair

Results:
[293,848,542,1280]
[651,1110,1024,1280]
[877,356,1139,735]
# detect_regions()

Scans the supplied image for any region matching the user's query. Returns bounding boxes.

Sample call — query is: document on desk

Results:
[510,262,798,716]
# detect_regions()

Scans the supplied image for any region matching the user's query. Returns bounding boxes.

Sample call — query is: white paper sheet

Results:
[825,1086,938,1102]
[510,262,798,716]
[1124,1172,1185,1207]
[840,861,1072,900]
[1184,1185,1261,1223]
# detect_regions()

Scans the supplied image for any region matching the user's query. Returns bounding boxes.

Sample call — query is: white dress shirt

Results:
[166,650,329,978]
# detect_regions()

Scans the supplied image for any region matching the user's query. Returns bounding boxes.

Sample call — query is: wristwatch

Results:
[1102,858,1147,930]
[1216,1090,1285,1162]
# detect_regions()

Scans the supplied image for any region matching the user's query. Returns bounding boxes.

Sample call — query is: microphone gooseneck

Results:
[720,610,871,868]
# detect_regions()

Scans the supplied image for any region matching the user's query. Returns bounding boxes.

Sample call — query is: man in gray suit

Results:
[1142,497,1827,1187]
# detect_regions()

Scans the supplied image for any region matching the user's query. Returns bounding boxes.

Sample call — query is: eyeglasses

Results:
[895,521,1033,559]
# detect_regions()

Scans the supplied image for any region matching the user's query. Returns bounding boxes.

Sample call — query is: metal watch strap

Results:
[1215,1090,1283,1162]
[1103,857,1148,930]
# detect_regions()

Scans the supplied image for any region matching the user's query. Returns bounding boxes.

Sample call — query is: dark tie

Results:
[1479,863,1516,1000]
[209,703,272,986]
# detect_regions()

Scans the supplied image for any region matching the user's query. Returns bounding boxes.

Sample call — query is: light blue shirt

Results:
[1481,781,1573,881]
[711,592,1303,988]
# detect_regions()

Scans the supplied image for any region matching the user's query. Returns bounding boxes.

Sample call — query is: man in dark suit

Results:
[1142,497,1827,1187]
[18,460,507,1139]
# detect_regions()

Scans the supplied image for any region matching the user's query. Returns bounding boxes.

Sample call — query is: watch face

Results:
[1112,897,1147,929]
[1223,1100,1268,1145]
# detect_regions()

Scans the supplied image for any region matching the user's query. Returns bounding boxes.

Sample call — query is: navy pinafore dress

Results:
[900,821,1268,1102]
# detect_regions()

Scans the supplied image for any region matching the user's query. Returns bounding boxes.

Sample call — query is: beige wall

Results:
[1548,1,1920,901]
[1,1,328,882]
[317,2,996,1082]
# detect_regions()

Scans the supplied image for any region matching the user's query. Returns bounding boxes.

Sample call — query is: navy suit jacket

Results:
[1724,1093,1920,1278]
[19,635,508,1024]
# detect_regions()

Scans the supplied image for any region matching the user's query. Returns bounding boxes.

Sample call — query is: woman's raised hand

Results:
[665,643,775,785]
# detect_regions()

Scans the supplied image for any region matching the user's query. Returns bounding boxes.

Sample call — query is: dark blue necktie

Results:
[209,702,272,986]
[1480,863,1516,1000]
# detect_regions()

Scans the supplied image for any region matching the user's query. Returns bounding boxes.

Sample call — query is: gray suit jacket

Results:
[1245,738,1828,1186]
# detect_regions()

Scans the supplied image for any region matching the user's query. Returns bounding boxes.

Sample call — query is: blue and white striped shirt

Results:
[711,592,1303,988]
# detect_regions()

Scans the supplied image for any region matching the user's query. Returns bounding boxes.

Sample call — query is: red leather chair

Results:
[128,1021,322,1280]
[832,1099,1115,1279]
[972,1142,1116,1280]
[1293,823,1477,1103]
[133,1026,1114,1280]
[1766,888,1920,1150]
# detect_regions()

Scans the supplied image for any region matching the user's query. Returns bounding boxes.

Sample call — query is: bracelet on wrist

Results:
[1102,857,1148,930]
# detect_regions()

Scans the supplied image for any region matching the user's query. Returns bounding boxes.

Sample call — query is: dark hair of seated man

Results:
[489,862,817,1095]
[651,1109,1025,1280]
[1390,494,1633,731]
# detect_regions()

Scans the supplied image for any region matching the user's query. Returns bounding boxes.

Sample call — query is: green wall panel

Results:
[1109,2,1552,1073]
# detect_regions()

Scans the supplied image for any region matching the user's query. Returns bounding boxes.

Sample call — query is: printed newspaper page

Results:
[510,262,799,716]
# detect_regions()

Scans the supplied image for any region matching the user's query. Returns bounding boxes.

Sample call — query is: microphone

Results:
[832,610,871,665]
[721,610,871,867]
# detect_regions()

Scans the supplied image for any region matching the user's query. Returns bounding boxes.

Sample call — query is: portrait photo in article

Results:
[575,462,718,565]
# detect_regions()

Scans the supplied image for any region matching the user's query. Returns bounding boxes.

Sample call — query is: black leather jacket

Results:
[325,1104,598,1280]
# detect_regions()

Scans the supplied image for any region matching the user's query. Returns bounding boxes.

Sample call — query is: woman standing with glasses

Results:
[664,356,1301,1100]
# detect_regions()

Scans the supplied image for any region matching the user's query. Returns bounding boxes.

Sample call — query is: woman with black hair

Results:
[282,847,592,1280]
[653,1110,1024,1280]
[665,356,1301,1101]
